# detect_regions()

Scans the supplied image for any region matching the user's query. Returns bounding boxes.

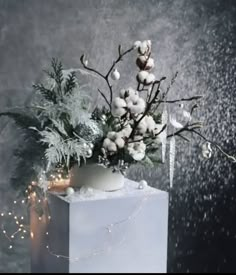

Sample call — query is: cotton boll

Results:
[137,70,149,83]
[121,124,133,137]
[137,98,146,112]
[138,40,151,55]
[136,56,154,70]
[112,107,127,117]
[107,141,117,152]
[103,138,112,149]
[145,73,155,85]
[145,58,155,70]
[133,40,141,49]
[145,116,156,132]
[115,137,125,149]
[137,120,148,134]
[113,97,127,108]
[107,132,117,140]
[136,55,149,70]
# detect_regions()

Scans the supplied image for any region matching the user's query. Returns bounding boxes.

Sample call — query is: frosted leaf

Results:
[50,119,68,136]
[169,136,176,188]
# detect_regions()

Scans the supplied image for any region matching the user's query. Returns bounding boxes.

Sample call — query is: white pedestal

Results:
[30,179,169,273]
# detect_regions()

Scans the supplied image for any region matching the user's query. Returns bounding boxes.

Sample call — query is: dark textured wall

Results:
[0,0,236,272]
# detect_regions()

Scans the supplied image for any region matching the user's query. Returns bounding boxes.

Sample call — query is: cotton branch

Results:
[129,77,166,139]
[80,45,134,107]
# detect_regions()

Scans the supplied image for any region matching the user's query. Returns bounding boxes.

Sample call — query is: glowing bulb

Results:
[38,199,41,203]
[31,232,34,239]
[21,216,24,220]
[9,245,13,249]
[46,245,49,249]
[14,216,17,220]
[48,216,51,220]
[19,228,22,231]
[57,256,60,258]
[3,230,6,234]
[16,221,19,225]
[13,201,17,204]
[23,230,26,233]
[38,217,42,221]
[46,232,49,235]
[8,212,12,216]
[11,235,14,239]
[21,200,25,204]
[1,213,4,217]
[20,224,23,228]
[21,236,24,239]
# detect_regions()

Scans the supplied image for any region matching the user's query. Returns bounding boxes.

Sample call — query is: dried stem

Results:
[80,45,134,107]
[157,95,203,104]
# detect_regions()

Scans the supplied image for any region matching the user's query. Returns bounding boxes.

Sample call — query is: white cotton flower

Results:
[146,73,155,85]
[129,98,146,114]
[115,137,125,149]
[136,56,155,70]
[137,119,148,134]
[121,124,133,137]
[125,92,139,105]
[113,97,127,108]
[107,131,117,140]
[111,107,127,117]
[145,115,156,132]
[146,58,154,70]
[103,138,112,148]
[154,123,166,144]
[133,40,141,49]
[137,71,149,83]
[107,141,117,152]
[138,40,151,55]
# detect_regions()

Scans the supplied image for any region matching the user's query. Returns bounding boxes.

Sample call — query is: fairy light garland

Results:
[43,185,150,263]
[1,173,150,264]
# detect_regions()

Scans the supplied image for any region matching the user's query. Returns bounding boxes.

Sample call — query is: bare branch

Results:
[157,95,203,104]
[98,89,111,110]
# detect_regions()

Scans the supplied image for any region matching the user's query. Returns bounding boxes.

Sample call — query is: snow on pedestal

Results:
[30,179,169,273]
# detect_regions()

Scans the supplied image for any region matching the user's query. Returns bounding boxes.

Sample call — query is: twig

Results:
[98,89,111,110]
[157,95,203,104]
[80,45,134,106]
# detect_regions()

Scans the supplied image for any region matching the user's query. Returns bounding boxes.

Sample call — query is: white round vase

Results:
[69,164,124,192]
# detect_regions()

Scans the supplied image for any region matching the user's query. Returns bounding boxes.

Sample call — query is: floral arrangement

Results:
[1,40,235,192]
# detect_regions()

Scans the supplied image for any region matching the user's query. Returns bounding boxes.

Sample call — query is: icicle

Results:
[161,107,168,163]
[169,136,176,188]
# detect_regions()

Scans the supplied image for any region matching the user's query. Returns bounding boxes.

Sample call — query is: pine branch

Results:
[33,83,57,103]
[64,71,77,95]
[51,58,63,89]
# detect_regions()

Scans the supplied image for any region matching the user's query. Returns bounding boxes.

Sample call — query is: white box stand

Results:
[30,179,169,273]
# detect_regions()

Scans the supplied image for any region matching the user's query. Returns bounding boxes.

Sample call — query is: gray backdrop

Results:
[0,0,236,272]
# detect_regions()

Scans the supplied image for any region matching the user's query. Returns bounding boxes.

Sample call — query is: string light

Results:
[43,191,149,262]
[1,177,149,263]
